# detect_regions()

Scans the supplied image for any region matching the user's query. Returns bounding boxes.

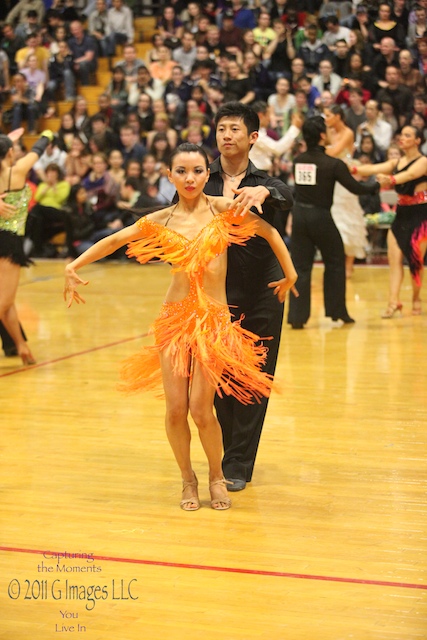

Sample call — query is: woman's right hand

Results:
[64,265,89,308]
[0,194,17,218]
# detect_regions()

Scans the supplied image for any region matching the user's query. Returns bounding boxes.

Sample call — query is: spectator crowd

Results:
[0,0,426,257]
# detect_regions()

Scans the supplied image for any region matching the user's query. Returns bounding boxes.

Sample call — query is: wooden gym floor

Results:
[0,259,426,640]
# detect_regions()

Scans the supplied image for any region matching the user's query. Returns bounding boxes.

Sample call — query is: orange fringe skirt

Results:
[120,282,274,405]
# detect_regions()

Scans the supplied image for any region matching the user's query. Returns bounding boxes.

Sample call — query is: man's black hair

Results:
[214,102,259,135]
[302,116,326,149]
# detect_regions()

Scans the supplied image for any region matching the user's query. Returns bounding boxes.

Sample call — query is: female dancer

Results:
[352,126,427,317]
[324,104,368,278]
[64,144,298,511]
[0,129,54,365]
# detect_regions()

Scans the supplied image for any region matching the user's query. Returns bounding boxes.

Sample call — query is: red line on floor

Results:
[1,546,426,591]
[0,334,148,378]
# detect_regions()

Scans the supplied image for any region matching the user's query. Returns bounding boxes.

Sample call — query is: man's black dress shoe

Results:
[332,316,355,324]
[291,323,304,329]
[4,347,18,357]
[226,478,246,492]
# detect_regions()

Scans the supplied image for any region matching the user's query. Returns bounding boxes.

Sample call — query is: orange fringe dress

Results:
[120,209,275,405]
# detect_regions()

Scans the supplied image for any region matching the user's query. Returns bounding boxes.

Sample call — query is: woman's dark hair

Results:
[168,142,209,170]
[214,102,260,136]
[67,183,86,208]
[302,116,326,149]
[329,104,345,120]
[0,135,13,160]
[403,123,425,145]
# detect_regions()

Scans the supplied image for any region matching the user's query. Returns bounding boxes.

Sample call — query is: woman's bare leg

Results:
[345,255,354,279]
[383,230,404,316]
[189,363,230,509]
[0,258,34,362]
[159,349,198,507]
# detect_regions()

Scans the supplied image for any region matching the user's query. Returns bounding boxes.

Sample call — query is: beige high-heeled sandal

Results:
[209,478,232,511]
[381,302,402,319]
[180,474,200,511]
[19,349,36,366]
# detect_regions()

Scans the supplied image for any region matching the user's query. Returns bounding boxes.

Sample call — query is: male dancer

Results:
[288,116,379,328]
[204,102,294,491]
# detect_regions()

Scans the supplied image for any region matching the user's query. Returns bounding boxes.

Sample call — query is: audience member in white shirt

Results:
[249,101,302,173]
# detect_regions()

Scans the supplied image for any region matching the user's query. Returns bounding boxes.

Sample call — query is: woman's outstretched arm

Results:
[352,158,397,177]
[64,221,145,307]
[377,156,427,187]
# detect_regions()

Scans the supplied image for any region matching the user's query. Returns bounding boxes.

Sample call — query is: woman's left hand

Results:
[232,185,270,217]
[268,278,299,303]
[64,267,89,308]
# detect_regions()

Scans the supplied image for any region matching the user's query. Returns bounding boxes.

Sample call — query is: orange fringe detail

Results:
[410,219,427,287]
[120,209,275,405]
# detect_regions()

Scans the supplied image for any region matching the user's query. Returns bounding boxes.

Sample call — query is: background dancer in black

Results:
[288,116,380,329]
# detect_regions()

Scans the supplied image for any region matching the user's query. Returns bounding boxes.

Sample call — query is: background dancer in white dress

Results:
[324,105,368,278]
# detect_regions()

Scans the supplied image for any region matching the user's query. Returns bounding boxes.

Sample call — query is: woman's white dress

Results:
[331,151,368,258]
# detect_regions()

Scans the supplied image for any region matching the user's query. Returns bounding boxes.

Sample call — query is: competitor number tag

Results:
[295,163,317,185]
